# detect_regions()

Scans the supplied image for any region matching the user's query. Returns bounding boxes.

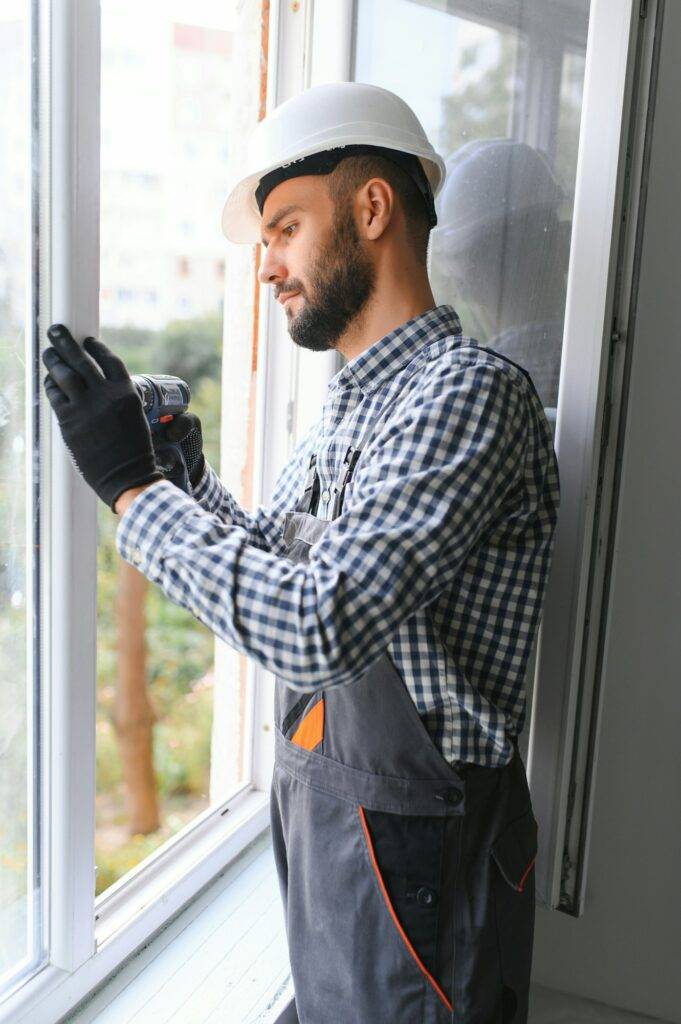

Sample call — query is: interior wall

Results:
[531,3,681,1021]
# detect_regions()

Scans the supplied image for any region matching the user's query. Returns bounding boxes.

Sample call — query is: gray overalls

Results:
[270,438,539,1024]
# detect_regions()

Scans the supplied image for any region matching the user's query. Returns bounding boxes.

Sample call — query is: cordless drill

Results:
[131,373,200,494]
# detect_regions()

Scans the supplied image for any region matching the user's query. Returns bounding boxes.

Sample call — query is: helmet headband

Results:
[255,144,438,228]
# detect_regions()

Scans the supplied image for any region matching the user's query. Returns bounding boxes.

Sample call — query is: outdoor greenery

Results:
[95,313,223,894]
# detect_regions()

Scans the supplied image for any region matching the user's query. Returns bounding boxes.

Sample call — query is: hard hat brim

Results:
[221,171,265,245]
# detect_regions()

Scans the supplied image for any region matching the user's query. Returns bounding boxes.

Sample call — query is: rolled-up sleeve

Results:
[116,362,528,691]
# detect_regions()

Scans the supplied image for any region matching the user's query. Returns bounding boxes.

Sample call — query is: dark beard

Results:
[286,209,376,353]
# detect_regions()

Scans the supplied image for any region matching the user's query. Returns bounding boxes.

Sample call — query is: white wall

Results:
[531,3,681,1021]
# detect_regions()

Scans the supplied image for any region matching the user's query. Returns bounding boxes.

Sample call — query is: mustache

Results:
[275,283,305,300]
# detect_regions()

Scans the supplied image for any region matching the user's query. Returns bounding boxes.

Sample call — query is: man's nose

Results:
[258,245,287,286]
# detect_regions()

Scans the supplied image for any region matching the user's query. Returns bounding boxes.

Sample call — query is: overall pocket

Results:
[358,805,455,1016]
[490,807,538,892]
[490,807,538,1021]
[280,693,325,752]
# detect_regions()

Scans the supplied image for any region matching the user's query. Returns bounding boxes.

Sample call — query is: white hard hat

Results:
[221,81,447,244]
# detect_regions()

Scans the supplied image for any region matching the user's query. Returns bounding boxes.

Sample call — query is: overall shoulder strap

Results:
[329,402,386,519]
[297,452,321,515]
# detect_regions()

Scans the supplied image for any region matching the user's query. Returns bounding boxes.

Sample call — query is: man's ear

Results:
[357,178,394,241]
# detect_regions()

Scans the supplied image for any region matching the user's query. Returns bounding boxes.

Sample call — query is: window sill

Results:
[1,788,276,1024]
[67,825,293,1024]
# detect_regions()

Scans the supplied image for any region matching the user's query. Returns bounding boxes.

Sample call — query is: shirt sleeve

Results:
[115,362,528,691]
[185,423,317,556]
[189,458,282,553]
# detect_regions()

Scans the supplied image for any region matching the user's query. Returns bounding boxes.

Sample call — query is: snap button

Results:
[437,787,463,806]
[321,489,330,502]
[416,886,437,907]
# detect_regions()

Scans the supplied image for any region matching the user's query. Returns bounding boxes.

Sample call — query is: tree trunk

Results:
[113,559,160,835]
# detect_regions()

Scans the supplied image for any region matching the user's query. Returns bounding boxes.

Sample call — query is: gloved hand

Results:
[42,323,165,512]
[153,412,206,494]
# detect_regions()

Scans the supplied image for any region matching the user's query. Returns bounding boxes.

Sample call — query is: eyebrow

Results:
[261,204,304,246]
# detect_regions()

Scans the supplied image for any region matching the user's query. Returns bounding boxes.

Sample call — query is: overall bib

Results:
[270,441,539,1024]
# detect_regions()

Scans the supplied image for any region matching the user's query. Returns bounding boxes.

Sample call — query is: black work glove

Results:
[152,412,205,495]
[42,323,165,512]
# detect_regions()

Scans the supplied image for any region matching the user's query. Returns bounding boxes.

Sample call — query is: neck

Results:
[337,274,436,362]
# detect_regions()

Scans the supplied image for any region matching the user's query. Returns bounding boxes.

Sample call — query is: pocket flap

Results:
[283,510,327,547]
[490,808,538,892]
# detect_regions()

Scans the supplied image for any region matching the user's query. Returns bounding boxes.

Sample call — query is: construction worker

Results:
[42,81,560,1023]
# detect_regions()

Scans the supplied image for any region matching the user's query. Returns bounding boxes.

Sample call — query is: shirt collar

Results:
[326,304,463,396]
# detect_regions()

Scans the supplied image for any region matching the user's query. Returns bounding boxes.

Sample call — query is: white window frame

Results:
[304,0,663,916]
[526,0,662,914]
[1,1,292,1021]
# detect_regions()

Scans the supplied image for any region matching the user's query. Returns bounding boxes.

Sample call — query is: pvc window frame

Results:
[0,1,282,1022]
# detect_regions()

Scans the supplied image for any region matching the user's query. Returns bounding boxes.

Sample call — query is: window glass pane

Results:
[354,0,591,431]
[354,0,590,755]
[97,1,257,895]
[0,0,43,983]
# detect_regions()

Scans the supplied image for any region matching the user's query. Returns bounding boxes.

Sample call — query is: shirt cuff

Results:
[190,458,223,511]
[116,478,201,579]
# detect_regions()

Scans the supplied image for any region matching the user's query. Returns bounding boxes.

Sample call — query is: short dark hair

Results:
[324,153,431,267]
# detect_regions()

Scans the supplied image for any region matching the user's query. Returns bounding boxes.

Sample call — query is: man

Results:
[43,82,560,1023]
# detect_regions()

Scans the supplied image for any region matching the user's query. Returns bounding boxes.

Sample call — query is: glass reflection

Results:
[430,138,569,411]
[354,0,591,429]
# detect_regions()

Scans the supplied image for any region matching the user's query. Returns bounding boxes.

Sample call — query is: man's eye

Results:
[283,223,296,238]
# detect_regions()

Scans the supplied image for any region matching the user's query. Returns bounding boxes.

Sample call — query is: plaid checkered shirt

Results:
[116,304,560,767]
